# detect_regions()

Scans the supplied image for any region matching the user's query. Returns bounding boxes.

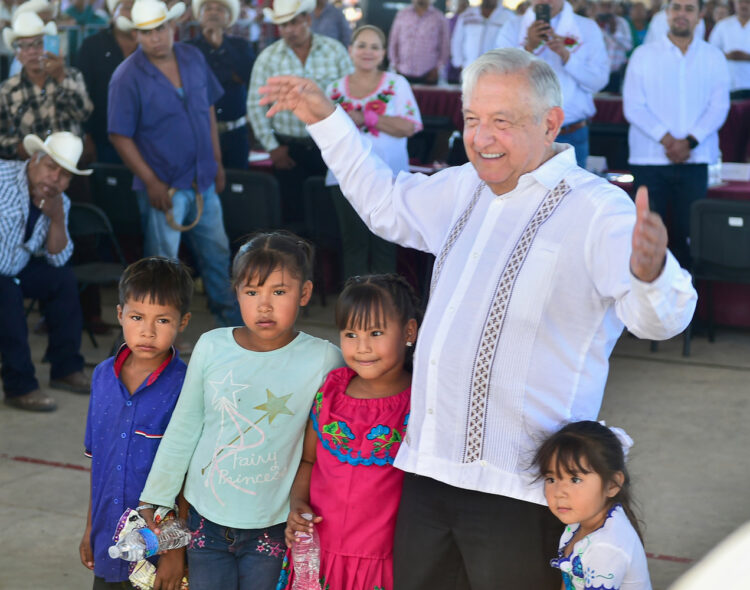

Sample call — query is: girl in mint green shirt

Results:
[140,232,344,590]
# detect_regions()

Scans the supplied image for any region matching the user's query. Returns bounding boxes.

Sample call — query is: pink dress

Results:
[279,367,410,590]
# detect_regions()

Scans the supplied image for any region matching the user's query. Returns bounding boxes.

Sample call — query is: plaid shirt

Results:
[388,5,451,78]
[0,159,73,277]
[247,33,353,152]
[0,67,93,160]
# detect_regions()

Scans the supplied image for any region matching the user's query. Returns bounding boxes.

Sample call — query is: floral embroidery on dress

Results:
[329,78,398,135]
[323,420,356,451]
[367,424,403,454]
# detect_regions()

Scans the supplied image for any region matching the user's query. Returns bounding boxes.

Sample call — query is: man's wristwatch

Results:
[686,135,699,150]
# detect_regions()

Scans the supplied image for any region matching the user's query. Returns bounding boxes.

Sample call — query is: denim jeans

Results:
[135,184,242,326]
[557,125,589,168]
[630,163,708,268]
[186,508,286,590]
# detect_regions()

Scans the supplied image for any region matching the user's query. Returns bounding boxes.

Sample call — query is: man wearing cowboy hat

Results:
[0,132,92,412]
[108,0,241,328]
[76,0,137,164]
[0,12,93,160]
[247,0,351,226]
[188,0,255,169]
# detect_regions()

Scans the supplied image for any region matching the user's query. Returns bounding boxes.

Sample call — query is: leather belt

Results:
[217,115,247,134]
[559,119,588,136]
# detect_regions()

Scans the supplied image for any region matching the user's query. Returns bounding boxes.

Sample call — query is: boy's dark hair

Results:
[118,257,194,316]
[335,274,423,370]
[532,420,643,541]
[231,231,314,290]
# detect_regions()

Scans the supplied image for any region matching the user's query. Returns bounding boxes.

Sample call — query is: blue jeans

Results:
[557,124,589,168]
[187,508,286,590]
[630,163,708,268]
[136,184,242,326]
[0,260,84,396]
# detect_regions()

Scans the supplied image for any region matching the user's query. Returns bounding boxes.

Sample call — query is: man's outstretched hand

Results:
[258,76,336,125]
[630,185,668,283]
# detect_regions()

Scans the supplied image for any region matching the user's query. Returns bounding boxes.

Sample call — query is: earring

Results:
[405,341,413,347]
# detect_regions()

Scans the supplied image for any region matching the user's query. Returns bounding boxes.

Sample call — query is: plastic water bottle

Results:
[292,513,320,590]
[108,519,191,561]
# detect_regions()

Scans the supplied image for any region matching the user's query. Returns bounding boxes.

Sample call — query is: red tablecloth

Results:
[412,87,750,164]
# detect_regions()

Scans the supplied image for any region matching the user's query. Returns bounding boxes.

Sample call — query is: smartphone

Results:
[43,34,60,55]
[534,4,551,23]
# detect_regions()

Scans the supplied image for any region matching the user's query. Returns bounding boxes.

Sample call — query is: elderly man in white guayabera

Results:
[259,48,697,589]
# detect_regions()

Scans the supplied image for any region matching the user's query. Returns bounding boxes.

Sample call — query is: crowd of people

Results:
[0,0,743,587]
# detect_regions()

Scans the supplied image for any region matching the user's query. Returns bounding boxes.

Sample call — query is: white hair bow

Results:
[598,420,633,461]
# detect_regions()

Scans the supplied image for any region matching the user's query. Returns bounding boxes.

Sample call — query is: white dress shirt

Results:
[451,5,515,68]
[307,106,697,504]
[623,35,730,165]
[644,9,705,44]
[496,2,609,125]
[709,15,750,91]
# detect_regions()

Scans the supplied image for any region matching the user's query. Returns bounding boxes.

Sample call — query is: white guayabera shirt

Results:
[308,107,697,505]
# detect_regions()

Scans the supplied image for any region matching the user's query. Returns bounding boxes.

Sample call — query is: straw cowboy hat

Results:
[192,0,239,26]
[3,11,56,48]
[12,0,56,21]
[116,0,186,32]
[23,132,93,176]
[263,0,315,25]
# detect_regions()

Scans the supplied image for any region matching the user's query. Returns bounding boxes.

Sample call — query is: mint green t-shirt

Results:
[141,328,344,528]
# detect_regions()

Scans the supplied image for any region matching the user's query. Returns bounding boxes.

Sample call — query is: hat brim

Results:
[23,135,93,176]
[263,0,314,25]
[117,2,185,32]
[3,20,56,47]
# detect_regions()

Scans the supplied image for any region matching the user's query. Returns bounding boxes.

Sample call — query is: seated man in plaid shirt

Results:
[0,13,93,160]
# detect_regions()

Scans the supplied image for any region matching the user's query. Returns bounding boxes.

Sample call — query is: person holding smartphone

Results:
[496,0,609,167]
[0,12,93,160]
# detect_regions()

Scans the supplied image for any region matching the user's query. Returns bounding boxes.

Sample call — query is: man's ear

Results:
[545,106,565,143]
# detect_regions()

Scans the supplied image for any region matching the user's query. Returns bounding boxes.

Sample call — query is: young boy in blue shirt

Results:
[79,257,193,590]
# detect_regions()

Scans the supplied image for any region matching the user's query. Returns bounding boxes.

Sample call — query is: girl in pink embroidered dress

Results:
[279,274,422,590]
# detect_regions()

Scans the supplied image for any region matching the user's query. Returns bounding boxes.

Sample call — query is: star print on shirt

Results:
[253,389,294,424]
[208,370,250,411]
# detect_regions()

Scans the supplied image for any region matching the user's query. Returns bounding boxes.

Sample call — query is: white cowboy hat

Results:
[3,11,56,48]
[12,0,56,21]
[106,0,123,15]
[116,0,185,32]
[192,0,239,26]
[263,0,314,25]
[23,132,93,176]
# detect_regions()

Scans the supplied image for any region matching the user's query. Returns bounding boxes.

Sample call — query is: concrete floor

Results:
[1,286,749,589]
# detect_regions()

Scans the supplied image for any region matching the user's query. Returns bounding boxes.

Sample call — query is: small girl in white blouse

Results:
[533,420,652,590]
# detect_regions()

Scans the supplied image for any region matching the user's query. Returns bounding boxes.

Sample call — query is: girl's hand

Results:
[154,547,186,590]
[79,526,94,570]
[284,507,323,548]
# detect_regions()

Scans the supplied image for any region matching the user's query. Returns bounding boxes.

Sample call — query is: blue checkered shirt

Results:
[0,159,72,276]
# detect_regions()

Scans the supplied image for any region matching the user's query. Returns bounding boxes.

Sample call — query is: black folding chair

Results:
[89,162,142,262]
[683,198,750,356]
[219,170,283,254]
[68,202,128,347]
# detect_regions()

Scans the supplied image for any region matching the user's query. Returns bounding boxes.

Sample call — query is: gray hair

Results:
[461,48,562,119]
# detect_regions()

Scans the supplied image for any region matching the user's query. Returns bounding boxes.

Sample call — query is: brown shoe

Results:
[4,389,57,412]
[49,371,91,394]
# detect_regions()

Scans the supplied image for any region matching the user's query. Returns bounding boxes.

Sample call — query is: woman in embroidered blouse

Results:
[534,421,652,590]
[325,25,423,278]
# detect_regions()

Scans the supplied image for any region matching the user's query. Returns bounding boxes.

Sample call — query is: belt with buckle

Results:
[217,115,247,134]
[559,119,588,136]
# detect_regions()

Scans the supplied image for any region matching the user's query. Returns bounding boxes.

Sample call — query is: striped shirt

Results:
[0,159,72,277]
[0,68,93,160]
[247,33,352,152]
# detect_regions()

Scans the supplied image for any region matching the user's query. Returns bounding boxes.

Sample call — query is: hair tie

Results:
[598,420,633,460]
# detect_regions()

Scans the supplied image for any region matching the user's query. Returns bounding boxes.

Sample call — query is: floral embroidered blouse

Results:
[550,504,652,590]
[324,71,423,186]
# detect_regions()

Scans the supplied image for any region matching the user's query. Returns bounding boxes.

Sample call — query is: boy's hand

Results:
[154,547,186,590]
[284,505,322,548]
[79,527,94,570]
